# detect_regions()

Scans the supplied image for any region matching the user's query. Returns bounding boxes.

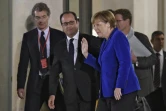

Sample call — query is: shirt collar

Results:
[67,31,79,41]
[154,49,163,56]
[37,27,49,37]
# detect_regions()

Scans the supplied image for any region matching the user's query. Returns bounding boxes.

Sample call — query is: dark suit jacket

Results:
[17,27,66,94]
[162,51,166,107]
[49,33,102,104]
[134,32,156,97]
[145,51,166,110]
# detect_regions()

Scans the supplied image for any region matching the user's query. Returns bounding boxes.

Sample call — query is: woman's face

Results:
[93,19,110,38]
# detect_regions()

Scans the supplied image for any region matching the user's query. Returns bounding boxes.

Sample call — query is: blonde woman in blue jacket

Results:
[81,10,140,111]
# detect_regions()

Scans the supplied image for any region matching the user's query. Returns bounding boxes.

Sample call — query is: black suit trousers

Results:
[96,91,137,111]
[24,76,50,111]
[24,76,65,111]
[146,88,165,111]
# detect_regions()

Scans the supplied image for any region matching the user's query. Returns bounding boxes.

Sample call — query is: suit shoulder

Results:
[80,33,96,38]
[53,38,66,54]
[163,51,166,54]
[50,28,65,34]
[24,28,37,35]
[22,28,37,40]
[114,29,126,39]
[79,33,101,42]
[134,31,148,38]
[54,38,66,49]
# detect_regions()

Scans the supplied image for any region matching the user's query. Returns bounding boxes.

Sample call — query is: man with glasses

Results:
[48,11,102,111]
[114,9,156,97]
[17,2,66,111]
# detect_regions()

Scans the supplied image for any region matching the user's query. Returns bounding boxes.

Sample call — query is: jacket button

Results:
[74,68,76,70]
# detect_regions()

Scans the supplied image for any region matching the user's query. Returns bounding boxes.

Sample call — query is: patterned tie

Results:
[39,31,48,74]
[154,53,160,88]
[69,38,74,63]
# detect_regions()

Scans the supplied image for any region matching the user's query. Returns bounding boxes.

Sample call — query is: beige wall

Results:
[12,0,63,111]
[69,0,79,16]
[92,0,133,15]
[92,0,158,39]
[133,0,158,38]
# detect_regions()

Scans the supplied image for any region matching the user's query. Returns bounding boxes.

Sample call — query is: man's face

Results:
[61,13,78,38]
[115,14,128,31]
[151,34,164,51]
[34,10,49,30]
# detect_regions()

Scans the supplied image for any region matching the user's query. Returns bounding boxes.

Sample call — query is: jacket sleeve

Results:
[134,32,157,68]
[84,53,101,72]
[49,49,62,96]
[114,34,132,89]
[17,33,29,89]
[136,53,156,68]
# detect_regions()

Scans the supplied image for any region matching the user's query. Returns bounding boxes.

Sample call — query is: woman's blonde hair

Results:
[91,10,116,28]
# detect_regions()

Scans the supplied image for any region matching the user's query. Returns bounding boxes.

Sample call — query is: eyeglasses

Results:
[62,21,75,26]
[35,15,48,21]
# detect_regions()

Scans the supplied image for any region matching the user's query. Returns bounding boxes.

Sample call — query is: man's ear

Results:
[151,39,154,44]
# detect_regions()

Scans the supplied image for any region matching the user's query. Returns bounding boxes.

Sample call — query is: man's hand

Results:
[131,51,137,63]
[81,38,88,58]
[17,88,25,99]
[48,95,55,109]
[114,88,122,100]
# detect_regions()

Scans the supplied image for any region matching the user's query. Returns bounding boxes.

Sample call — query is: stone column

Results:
[0,0,12,110]
[79,0,92,34]
[63,0,69,11]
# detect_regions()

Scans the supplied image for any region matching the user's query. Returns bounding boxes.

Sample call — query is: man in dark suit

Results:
[17,2,66,111]
[114,9,156,97]
[145,31,166,111]
[48,11,102,111]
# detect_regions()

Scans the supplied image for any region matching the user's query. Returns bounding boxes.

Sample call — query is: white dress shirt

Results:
[37,27,50,75]
[66,31,79,64]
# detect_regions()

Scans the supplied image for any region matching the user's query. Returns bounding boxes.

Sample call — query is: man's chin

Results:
[38,27,47,30]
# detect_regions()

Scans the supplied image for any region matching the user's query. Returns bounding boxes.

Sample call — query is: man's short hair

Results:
[31,2,51,17]
[114,9,132,25]
[60,11,78,24]
[151,31,164,41]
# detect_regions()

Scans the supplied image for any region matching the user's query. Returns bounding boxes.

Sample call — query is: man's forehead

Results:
[63,13,75,19]
[34,10,47,15]
[154,35,164,39]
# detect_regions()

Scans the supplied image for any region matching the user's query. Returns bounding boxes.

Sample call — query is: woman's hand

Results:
[81,38,88,58]
[114,88,122,100]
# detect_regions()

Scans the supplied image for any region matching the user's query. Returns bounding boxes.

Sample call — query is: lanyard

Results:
[38,30,50,57]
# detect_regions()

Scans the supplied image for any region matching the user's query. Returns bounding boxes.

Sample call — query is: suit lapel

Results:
[98,28,117,65]
[61,38,68,53]
[75,34,83,67]
[49,27,54,56]
[32,28,40,61]
[162,51,166,76]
